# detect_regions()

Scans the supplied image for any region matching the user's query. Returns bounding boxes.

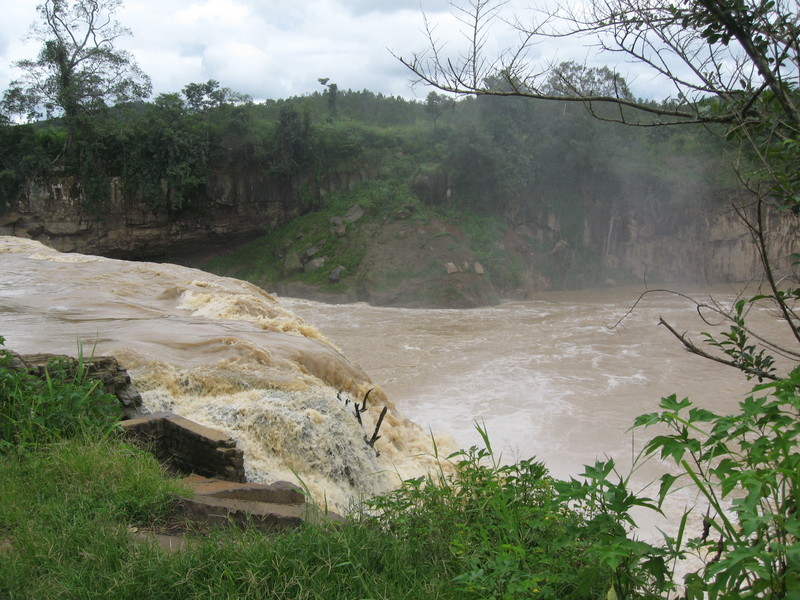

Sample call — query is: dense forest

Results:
[0,73,733,213]
[0,73,740,303]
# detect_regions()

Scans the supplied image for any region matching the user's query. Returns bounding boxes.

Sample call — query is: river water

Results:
[1,236,790,530]
[282,288,765,479]
[280,286,794,546]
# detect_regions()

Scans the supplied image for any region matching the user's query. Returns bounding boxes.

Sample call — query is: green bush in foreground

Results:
[0,433,652,600]
[365,430,665,600]
[0,336,121,452]
[634,372,800,600]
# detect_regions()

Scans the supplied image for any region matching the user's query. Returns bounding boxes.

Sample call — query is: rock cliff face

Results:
[0,170,370,260]
[1,171,796,294]
[526,191,798,285]
[588,194,797,283]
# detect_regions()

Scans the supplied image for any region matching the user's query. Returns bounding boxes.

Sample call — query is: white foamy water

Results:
[0,237,443,511]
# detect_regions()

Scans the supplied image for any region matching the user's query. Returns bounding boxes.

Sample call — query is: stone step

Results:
[183,474,306,506]
[179,474,345,532]
[178,494,345,531]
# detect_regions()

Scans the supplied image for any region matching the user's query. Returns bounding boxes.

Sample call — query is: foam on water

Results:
[0,237,445,511]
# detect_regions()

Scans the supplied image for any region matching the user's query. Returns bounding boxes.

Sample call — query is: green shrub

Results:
[634,371,800,599]
[0,336,121,452]
[364,428,661,599]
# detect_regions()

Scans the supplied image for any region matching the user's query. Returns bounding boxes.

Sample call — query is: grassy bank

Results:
[0,340,651,599]
[4,338,797,599]
[0,435,657,600]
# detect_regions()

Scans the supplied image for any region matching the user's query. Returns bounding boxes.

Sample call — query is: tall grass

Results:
[0,430,659,599]
[0,337,121,452]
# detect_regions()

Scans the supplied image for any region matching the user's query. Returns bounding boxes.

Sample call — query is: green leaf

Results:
[688,407,718,423]
[658,472,680,505]
[659,394,691,412]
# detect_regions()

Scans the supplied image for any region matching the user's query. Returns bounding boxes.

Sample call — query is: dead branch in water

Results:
[361,388,374,413]
[367,406,389,449]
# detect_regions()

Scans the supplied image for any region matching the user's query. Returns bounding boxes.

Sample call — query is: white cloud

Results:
[175,0,251,26]
[0,0,673,104]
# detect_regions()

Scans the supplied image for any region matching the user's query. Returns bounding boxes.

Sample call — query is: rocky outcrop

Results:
[597,196,797,283]
[523,191,798,285]
[0,169,372,260]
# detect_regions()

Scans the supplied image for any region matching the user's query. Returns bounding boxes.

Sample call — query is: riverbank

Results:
[188,196,634,309]
[0,432,639,600]
[184,177,796,309]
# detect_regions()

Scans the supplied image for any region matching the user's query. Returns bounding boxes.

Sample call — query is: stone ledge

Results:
[121,412,245,483]
[178,494,345,532]
[3,351,142,413]
[184,474,306,506]
[178,496,306,531]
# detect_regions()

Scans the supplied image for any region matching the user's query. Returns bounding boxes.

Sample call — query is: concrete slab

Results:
[130,531,196,552]
[183,474,306,505]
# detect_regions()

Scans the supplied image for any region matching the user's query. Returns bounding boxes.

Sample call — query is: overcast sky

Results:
[0,0,667,105]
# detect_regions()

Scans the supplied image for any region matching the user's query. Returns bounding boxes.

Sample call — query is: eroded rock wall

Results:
[533,191,797,284]
[587,194,797,283]
[0,170,370,260]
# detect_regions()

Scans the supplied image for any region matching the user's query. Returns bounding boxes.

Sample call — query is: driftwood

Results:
[366,406,389,449]
[338,388,387,455]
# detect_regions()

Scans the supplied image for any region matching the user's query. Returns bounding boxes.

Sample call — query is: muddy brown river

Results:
[2,236,791,537]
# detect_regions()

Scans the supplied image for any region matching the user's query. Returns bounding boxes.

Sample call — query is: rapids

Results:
[2,236,792,532]
[0,237,441,511]
[279,283,794,540]
[281,289,771,477]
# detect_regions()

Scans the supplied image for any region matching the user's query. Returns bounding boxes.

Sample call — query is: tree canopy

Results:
[2,0,151,145]
[398,0,799,128]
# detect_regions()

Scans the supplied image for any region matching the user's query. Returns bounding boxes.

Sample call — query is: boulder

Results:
[305,257,327,272]
[329,265,346,283]
[283,253,304,274]
[343,204,365,223]
[304,240,327,259]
